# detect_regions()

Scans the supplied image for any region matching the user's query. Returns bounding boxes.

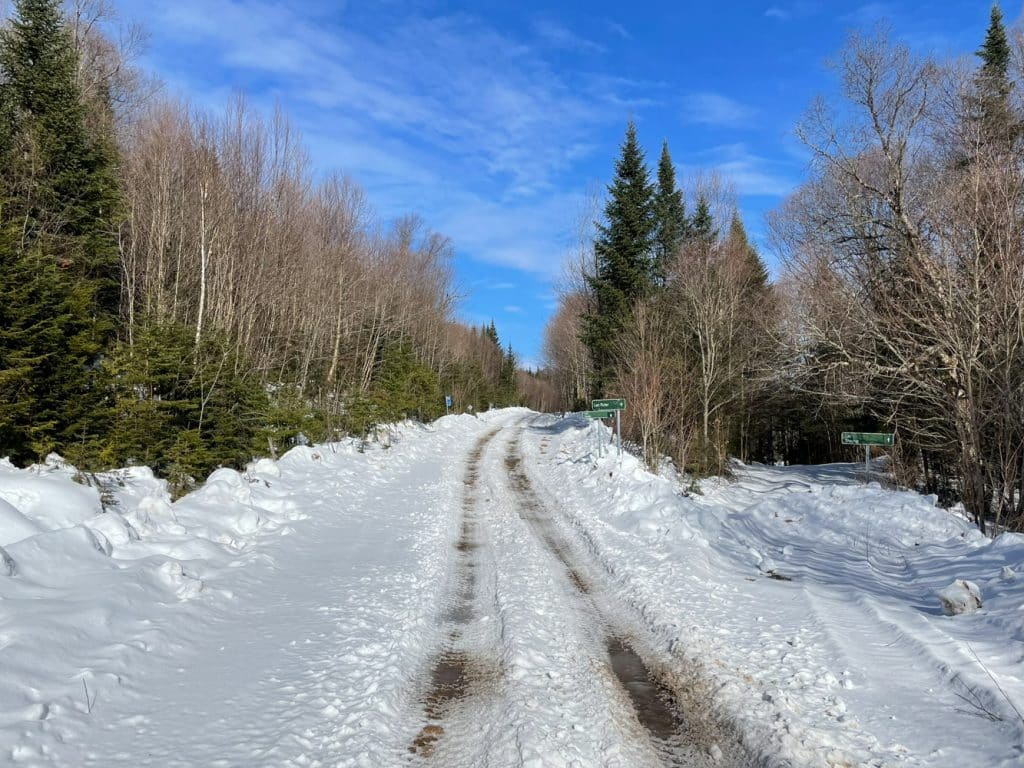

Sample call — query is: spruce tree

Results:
[725,211,769,292]
[483,320,499,346]
[584,121,655,394]
[652,141,687,286]
[689,195,717,245]
[0,0,122,462]
[497,343,518,406]
[973,4,1018,153]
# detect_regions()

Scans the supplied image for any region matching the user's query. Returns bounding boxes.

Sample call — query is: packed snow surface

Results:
[0,411,1020,766]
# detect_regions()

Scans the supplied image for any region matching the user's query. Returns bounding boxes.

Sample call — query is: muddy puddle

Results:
[606,637,682,741]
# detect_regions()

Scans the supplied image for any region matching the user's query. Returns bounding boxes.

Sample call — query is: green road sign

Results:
[592,398,626,411]
[841,431,894,446]
[585,410,613,419]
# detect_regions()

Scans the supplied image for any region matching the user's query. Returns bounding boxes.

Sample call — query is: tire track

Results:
[504,428,753,767]
[410,427,502,760]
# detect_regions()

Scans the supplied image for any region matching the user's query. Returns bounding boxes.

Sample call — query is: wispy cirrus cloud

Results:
[605,20,631,40]
[532,18,605,54]
[689,143,796,198]
[764,2,820,21]
[683,92,756,127]
[113,0,654,282]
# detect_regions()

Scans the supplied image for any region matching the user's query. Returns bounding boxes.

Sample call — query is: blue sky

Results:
[106,0,1009,368]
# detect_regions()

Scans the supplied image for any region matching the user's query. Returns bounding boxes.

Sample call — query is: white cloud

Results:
[504,305,523,313]
[690,144,796,198]
[606,20,631,40]
[533,19,605,53]
[683,92,756,127]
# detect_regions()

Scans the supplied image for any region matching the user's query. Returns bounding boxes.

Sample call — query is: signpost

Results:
[444,394,452,415]
[591,398,627,457]
[584,410,613,457]
[841,431,895,475]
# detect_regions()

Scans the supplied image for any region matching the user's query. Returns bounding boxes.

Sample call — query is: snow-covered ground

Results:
[0,409,1021,766]
[522,414,1024,767]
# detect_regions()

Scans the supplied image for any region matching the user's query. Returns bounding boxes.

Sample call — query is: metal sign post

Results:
[615,409,621,457]
[585,409,614,459]
[591,399,626,460]
[444,394,452,416]
[840,432,895,477]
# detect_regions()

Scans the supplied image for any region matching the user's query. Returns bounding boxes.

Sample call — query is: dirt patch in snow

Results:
[410,427,502,759]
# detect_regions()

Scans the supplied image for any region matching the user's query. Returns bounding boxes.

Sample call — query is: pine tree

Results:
[497,343,518,406]
[652,141,687,286]
[584,121,655,394]
[689,195,716,245]
[973,4,1018,153]
[483,320,500,346]
[725,211,769,293]
[0,0,123,462]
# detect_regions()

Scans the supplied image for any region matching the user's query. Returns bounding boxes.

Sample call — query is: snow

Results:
[0,409,1021,766]
[938,579,984,616]
[521,415,1024,767]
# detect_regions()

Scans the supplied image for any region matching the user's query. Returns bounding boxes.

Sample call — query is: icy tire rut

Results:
[408,420,753,767]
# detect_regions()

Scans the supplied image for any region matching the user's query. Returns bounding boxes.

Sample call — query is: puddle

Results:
[424,651,474,715]
[606,637,681,741]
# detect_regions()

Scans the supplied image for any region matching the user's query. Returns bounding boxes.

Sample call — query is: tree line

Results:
[0,0,542,493]
[544,5,1024,534]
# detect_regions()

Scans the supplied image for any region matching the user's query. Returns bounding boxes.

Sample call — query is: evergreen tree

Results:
[652,140,687,286]
[483,320,500,346]
[978,4,1011,82]
[584,121,655,394]
[497,343,518,406]
[689,195,717,245]
[725,211,769,292]
[0,0,122,462]
[973,4,1018,153]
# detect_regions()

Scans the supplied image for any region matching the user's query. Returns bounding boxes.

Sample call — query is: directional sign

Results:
[585,410,614,419]
[444,394,453,408]
[842,432,894,446]
[592,398,626,411]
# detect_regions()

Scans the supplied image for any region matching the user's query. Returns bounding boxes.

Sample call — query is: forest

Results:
[0,0,549,494]
[544,6,1024,534]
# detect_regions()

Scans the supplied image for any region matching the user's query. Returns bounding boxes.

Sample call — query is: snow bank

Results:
[0,413,504,765]
[522,414,1024,768]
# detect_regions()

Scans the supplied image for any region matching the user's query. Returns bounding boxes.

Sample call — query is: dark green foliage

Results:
[689,195,716,245]
[725,212,769,293]
[971,4,1018,153]
[0,231,100,461]
[98,321,268,495]
[0,0,121,314]
[260,386,330,457]
[585,121,656,394]
[978,4,1011,82]
[496,343,519,406]
[442,357,491,412]
[343,340,443,436]
[0,0,122,463]
[483,320,500,346]
[652,141,687,285]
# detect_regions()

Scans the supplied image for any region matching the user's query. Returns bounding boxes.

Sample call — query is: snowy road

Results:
[2,409,1023,767]
[408,420,748,766]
